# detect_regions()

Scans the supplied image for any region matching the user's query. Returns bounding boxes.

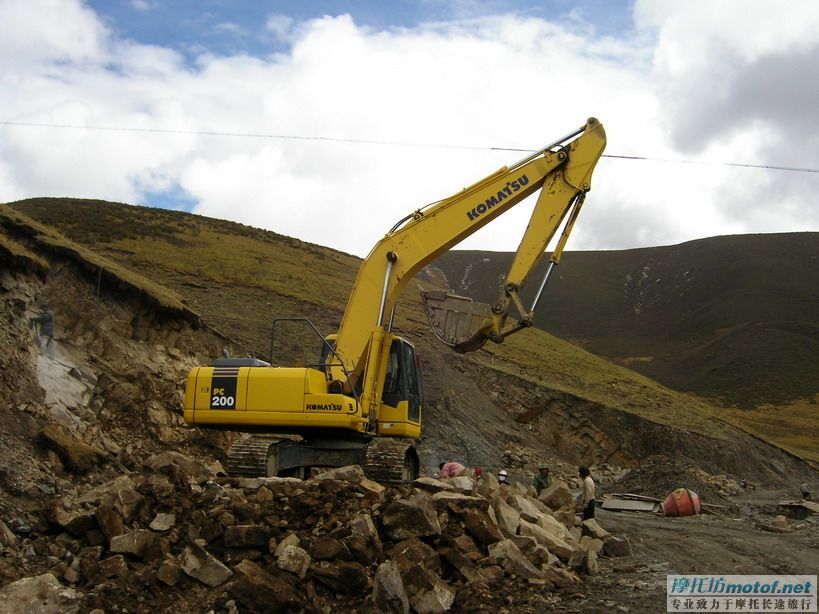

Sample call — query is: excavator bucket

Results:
[420,289,494,353]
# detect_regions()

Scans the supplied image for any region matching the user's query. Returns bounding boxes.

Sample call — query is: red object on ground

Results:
[662,489,701,517]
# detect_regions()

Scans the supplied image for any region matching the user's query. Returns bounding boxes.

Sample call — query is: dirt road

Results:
[559,493,819,613]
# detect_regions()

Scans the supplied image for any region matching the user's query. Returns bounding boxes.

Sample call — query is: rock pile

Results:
[0,451,630,613]
[613,454,746,503]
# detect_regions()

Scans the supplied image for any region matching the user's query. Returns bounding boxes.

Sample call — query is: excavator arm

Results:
[183,118,606,480]
[331,118,606,392]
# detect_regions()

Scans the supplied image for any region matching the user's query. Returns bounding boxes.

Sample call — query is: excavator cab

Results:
[380,338,422,426]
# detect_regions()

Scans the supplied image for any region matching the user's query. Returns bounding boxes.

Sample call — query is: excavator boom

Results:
[333,118,606,370]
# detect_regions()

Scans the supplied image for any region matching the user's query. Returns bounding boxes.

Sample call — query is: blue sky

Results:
[88,1,634,58]
[1,1,818,256]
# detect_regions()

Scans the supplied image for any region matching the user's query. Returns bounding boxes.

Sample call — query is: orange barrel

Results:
[661,488,701,517]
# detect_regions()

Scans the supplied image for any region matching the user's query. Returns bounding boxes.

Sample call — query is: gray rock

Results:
[538,481,574,511]
[518,519,576,562]
[373,560,410,614]
[582,518,611,541]
[0,573,82,614]
[402,564,455,614]
[413,477,456,493]
[603,534,632,557]
[343,513,383,565]
[463,508,504,547]
[276,543,311,579]
[492,497,521,537]
[149,512,176,532]
[487,539,543,580]
[180,542,233,587]
[382,493,441,540]
[109,529,161,559]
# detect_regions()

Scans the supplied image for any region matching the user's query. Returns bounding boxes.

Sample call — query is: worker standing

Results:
[578,466,596,519]
[533,465,551,496]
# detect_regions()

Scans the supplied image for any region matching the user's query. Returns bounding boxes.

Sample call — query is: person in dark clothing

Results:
[533,465,551,496]
[30,304,55,353]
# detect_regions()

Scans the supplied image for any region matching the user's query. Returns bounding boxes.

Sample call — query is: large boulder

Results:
[508,494,541,523]
[179,542,233,587]
[492,497,521,537]
[344,513,383,565]
[47,504,97,538]
[463,508,504,547]
[538,481,574,511]
[39,425,107,473]
[582,518,611,541]
[143,450,213,485]
[402,565,455,614]
[487,539,543,580]
[0,573,82,613]
[276,544,311,579]
[382,493,441,540]
[603,534,633,557]
[109,529,163,560]
[373,560,410,614]
[230,559,302,613]
[390,538,442,576]
[518,519,576,562]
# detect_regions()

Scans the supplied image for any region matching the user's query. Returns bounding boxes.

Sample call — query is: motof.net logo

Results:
[667,575,817,612]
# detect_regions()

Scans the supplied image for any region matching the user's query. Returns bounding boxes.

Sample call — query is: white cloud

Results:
[0,0,108,70]
[266,14,295,42]
[0,1,817,258]
[129,0,156,12]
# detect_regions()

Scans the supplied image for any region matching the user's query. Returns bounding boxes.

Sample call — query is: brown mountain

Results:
[430,233,819,408]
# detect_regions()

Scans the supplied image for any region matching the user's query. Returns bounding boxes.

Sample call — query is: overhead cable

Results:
[2,119,818,175]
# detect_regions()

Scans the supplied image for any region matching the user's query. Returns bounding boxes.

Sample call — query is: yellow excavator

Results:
[183,118,606,483]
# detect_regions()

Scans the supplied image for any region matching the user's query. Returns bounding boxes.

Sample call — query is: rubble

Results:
[0,573,82,613]
[0,457,629,612]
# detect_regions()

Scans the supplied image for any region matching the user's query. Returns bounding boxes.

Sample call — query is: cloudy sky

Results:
[1,1,818,257]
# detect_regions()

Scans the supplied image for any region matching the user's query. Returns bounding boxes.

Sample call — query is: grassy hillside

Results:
[431,234,819,409]
[6,197,816,466]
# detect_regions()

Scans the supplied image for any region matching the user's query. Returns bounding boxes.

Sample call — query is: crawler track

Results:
[223,433,418,484]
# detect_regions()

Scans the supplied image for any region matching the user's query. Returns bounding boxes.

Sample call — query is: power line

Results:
[2,119,818,175]
[602,153,819,175]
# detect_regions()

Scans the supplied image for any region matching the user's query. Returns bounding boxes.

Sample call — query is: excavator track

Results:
[224,433,418,485]
[224,434,301,478]
[364,437,419,485]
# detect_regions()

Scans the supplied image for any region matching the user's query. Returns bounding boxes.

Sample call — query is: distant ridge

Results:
[431,232,819,408]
